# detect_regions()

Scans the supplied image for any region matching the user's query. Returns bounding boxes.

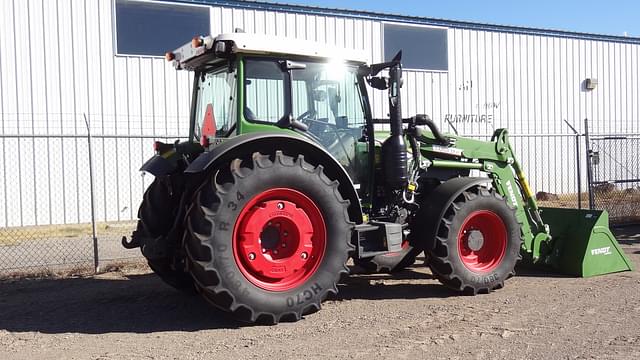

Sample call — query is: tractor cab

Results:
[167,33,372,187]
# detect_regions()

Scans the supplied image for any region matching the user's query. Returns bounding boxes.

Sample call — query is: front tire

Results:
[427,187,522,294]
[185,151,352,323]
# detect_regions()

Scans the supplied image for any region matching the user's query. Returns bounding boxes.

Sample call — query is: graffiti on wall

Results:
[444,114,494,124]
[457,80,473,91]
[444,102,500,124]
[476,102,500,110]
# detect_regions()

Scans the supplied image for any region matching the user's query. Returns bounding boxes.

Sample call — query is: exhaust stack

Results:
[382,52,408,189]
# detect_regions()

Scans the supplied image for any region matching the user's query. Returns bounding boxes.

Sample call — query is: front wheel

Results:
[427,187,522,294]
[185,151,352,323]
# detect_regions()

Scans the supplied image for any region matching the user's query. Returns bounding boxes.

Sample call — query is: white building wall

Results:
[0,0,639,227]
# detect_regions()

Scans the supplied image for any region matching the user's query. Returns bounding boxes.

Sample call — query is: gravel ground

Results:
[0,227,639,360]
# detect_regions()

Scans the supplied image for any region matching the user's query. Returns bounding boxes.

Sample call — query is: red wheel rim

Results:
[457,210,507,273]
[232,188,326,291]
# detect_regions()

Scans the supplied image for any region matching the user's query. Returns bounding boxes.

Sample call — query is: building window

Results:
[114,0,210,57]
[383,23,448,71]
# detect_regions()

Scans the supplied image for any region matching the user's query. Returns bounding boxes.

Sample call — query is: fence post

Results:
[564,120,582,209]
[584,118,595,210]
[576,133,582,210]
[83,114,99,273]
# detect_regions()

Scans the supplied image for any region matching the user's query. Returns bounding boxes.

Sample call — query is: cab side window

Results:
[244,60,285,123]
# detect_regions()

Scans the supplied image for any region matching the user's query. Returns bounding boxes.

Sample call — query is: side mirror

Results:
[360,51,403,77]
[367,77,388,90]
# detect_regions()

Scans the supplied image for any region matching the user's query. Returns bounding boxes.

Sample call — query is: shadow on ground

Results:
[613,225,640,245]
[0,273,243,334]
[512,265,575,278]
[336,269,456,300]
[0,266,450,334]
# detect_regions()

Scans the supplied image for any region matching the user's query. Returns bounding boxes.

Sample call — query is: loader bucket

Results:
[538,207,634,277]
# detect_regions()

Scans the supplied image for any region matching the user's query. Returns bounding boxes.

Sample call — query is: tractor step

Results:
[355,221,403,258]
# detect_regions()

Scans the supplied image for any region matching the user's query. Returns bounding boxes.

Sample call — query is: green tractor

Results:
[123,32,633,323]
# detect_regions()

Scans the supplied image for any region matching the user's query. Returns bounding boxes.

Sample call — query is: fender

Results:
[140,141,204,177]
[185,131,363,223]
[140,155,177,177]
[415,177,492,251]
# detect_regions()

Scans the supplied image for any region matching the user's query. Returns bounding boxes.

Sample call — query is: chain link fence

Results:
[513,133,587,210]
[0,113,186,276]
[587,135,640,224]
[0,115,638,276]
[0,132,96,274]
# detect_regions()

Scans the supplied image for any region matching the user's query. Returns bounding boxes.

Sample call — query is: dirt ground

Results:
[1,228,639,360]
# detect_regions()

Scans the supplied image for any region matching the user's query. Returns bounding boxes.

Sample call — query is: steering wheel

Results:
[296,110,316,124]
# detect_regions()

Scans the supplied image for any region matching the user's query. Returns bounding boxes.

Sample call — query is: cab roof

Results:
[169,32,369,70]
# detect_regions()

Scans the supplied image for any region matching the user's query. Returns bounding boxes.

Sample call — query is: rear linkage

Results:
[122,140,204,254]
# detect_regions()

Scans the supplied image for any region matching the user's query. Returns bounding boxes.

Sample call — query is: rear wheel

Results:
[133,177,194,292]
[427,187,522,294]
[185,151,352,323]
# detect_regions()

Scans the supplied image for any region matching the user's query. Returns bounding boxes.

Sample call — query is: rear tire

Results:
[185,151,352,323]
[133,177,194,292]
[427,187,522,294]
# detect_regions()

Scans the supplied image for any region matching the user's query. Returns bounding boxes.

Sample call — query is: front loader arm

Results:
[483,157,552,262]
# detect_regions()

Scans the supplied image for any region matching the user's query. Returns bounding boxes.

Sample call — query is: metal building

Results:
[1,0,639,228]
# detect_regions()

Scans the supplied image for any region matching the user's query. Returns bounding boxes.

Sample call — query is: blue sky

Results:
[262,0,639,37]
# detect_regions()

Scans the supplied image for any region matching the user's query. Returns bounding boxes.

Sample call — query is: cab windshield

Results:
[244,59,366,130]
[244,58,368,183]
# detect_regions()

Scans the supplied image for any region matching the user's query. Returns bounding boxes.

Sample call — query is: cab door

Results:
[190,63,238,146]
[289,61,370,193]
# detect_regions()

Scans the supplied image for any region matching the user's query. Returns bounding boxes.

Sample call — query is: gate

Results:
[586,128,640,224]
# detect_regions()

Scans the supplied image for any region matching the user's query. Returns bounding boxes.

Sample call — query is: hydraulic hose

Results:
[412,114,450,146]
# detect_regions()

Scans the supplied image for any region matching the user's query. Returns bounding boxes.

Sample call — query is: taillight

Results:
[200,135,210,148]
[165,51,175,62]
[153,141,160,153]
[192,36,203,48]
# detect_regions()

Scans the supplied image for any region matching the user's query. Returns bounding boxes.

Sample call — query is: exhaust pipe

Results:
[382,52,408,189]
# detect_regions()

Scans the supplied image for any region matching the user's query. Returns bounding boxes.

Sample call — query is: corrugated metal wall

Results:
[0,0,190,227]
[0,0,639,227]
